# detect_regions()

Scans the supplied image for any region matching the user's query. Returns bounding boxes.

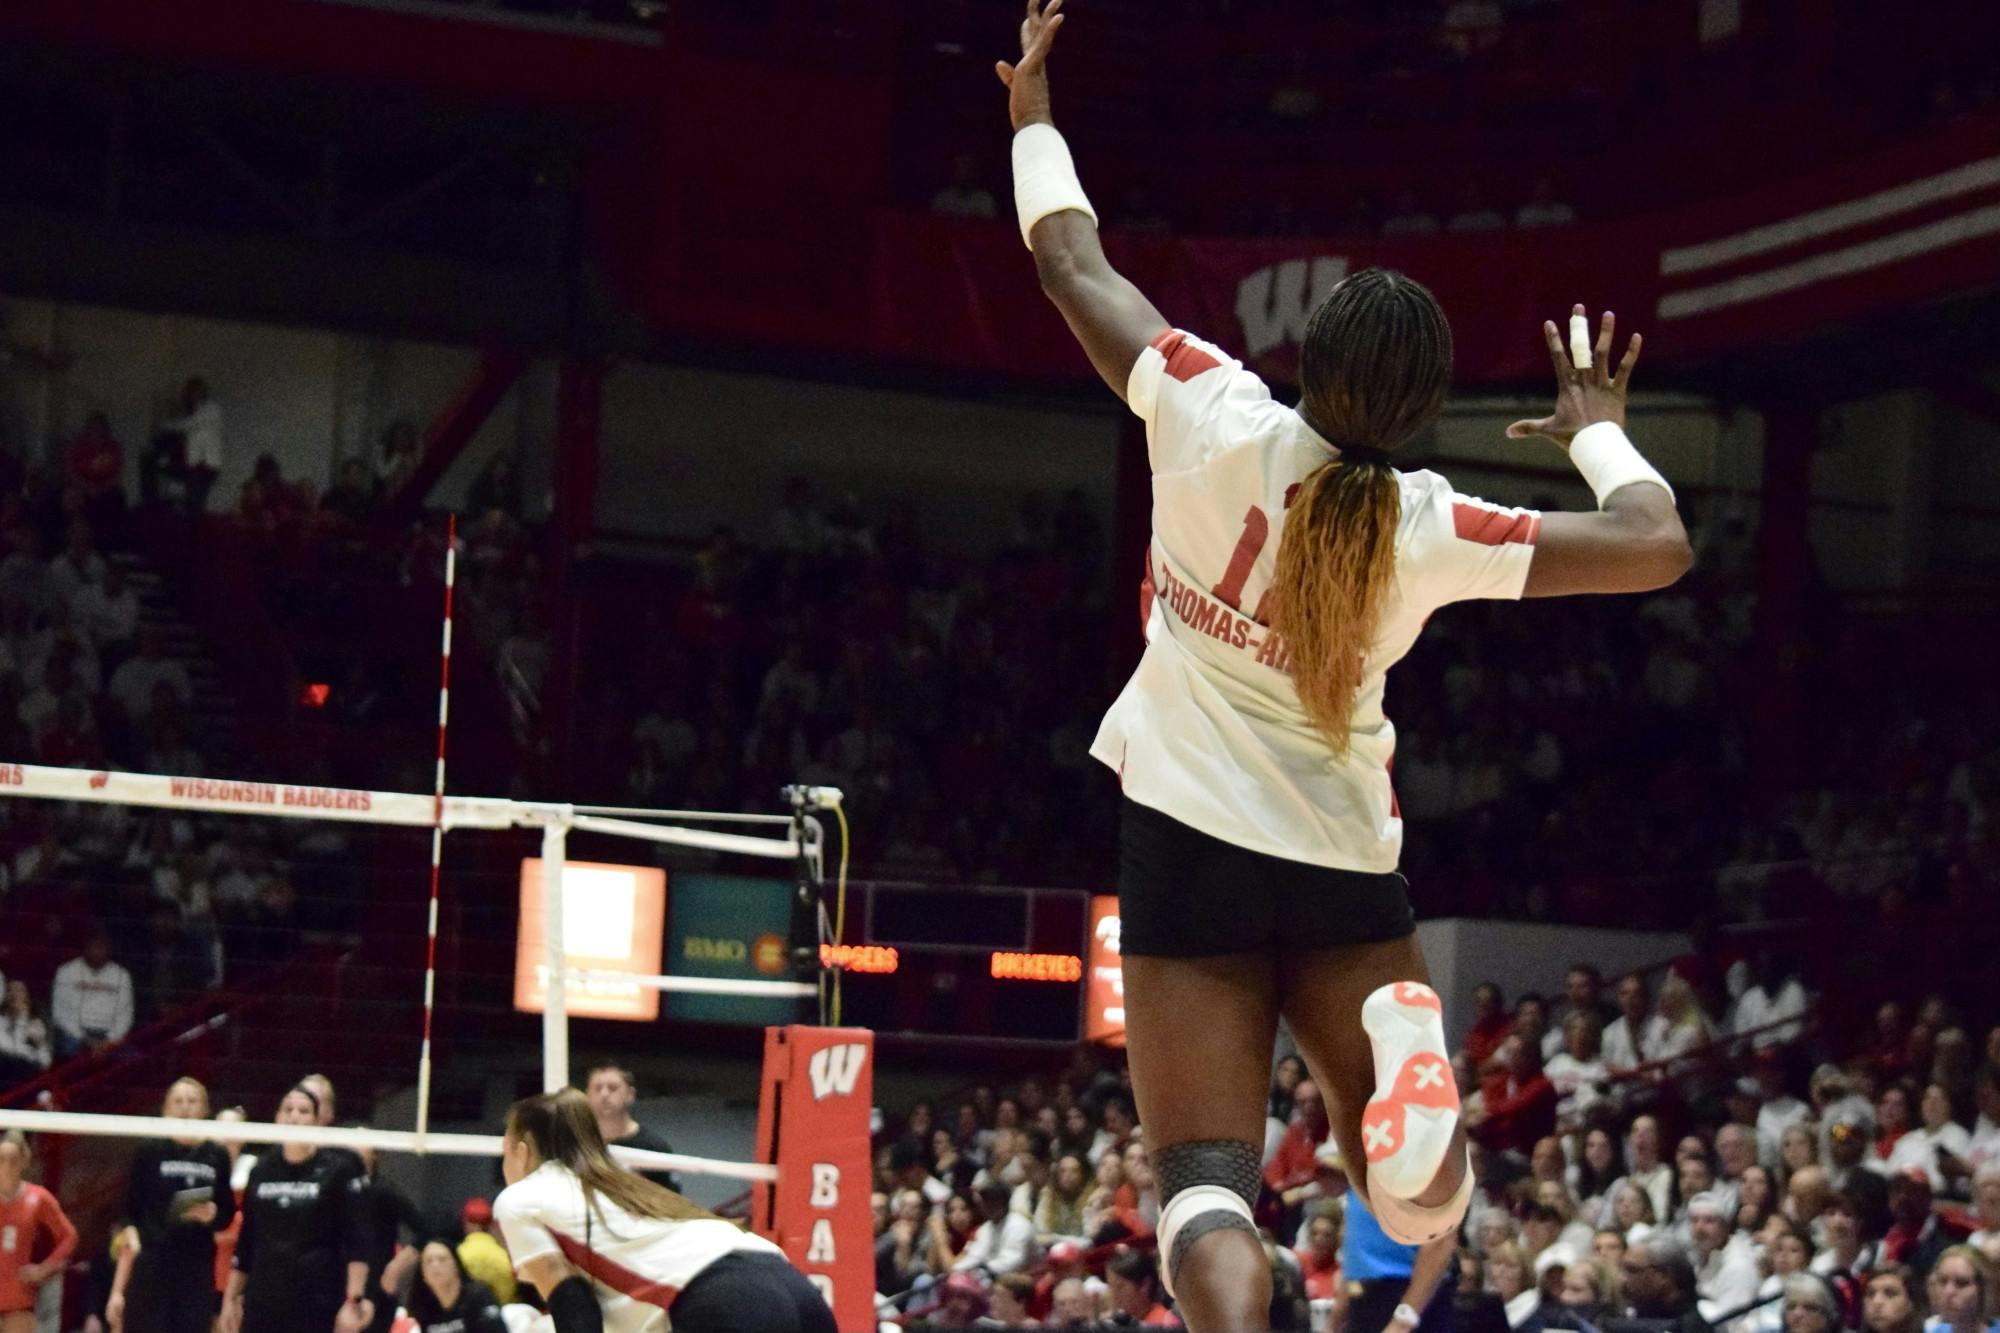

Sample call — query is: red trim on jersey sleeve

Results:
[551,1229,680,1310]
[1151,330,1221,383]
[1451,502,1539,547]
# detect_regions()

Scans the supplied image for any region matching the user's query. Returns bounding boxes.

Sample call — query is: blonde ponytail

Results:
[1269,458,1400,750]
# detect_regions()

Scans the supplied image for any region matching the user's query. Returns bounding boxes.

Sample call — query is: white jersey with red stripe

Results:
[494,1163,784,1332]
[1090,328,1542,872]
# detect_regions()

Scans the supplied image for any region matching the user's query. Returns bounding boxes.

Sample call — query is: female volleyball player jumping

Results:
[494,1088,834,1333]
[997,4,1691,1329]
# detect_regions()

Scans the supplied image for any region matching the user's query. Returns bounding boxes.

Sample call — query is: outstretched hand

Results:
[1506,305,1642,449]
[996,0,1066,131]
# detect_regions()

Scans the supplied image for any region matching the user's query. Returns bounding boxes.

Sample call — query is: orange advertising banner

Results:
[513,859,667,1021]
[1085,895,1125,1047]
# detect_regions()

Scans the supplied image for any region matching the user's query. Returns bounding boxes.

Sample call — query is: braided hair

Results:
[1273,267,1453,749]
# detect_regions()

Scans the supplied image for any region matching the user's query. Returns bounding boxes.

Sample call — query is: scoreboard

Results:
[646,871,1125,1046]
[831,883,1106,1045]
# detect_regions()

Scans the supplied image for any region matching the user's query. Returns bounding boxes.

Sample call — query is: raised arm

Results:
[1511,307,1693,597]
[998,0,1167,401]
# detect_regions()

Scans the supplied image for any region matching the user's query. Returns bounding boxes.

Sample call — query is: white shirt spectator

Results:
[1732,979,1810,1049]
[1654,1015,1716,1081]
[51,953,135,1045]
[170,399,225,470]
[1969,1113,2000,1170]
[1756,1096,1811,1167]
[0,1011,50,1070]
[109,653,193,724]
[952,1209,1039,1276]
[1739,1273,1786,1333]
[1602,1014,1669,1073]
[1696,1235,1765,1323]
[1886,1122,1973,1192]
[1808,1240,1879,1278]
[1546,1052,1609,1121]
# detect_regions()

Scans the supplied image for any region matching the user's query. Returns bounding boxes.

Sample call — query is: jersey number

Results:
[1210,492,1297,627]
[1,1225,14,1254]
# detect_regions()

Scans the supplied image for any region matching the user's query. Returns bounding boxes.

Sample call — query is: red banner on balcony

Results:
[865,122,2000,389]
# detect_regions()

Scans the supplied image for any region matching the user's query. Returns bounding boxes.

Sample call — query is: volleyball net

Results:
[0,760,876,1328]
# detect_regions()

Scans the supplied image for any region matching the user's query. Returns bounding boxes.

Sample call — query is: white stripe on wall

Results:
[1655,202,2000,321]
[1658,156,2000,276]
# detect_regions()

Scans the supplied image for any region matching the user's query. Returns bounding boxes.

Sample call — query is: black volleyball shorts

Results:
[1117,796,1416,957]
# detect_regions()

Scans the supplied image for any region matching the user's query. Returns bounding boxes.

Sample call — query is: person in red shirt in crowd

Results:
[1462,983,1511,1070]
[933,1271,989,1325]
[1464,980,1504,1064]
[1875,1084,1916,1166]
[1106,1247,1180,1327]
[1880,1169,1952,1274]
[1033,1241,1095,1320]
[1293,1208,1341,1301]
[237,454,314,533]
[1264,1080,1331,1208]
[63,411,126,539]
[0,1131,77,1333]
[1469,1035,1558,1158]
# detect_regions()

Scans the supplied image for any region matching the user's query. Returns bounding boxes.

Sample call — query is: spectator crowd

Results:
[855,952,2000,1331]
[0,394,372,1098]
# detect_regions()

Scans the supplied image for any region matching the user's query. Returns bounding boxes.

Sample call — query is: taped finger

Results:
[1569,312,1593,370]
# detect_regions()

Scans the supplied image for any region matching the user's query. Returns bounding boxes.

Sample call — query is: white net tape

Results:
[0,760,824,1151]
[0,761,810,857]
[0,1110,777,1182]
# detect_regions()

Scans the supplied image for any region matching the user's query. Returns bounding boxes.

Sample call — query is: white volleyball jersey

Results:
[494,1163,784,1332]
[1090,328,1542,872]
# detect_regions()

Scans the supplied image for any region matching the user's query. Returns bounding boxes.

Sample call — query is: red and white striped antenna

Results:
[414,514,457,1148]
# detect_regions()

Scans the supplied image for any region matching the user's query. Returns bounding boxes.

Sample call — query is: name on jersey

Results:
[1152,557,1293,674]
[158,1160,217,1185]
[254,1180,324,1204]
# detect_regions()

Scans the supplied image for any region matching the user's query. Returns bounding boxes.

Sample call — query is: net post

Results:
[541,813,572,1093]
[753,1025,875,1330]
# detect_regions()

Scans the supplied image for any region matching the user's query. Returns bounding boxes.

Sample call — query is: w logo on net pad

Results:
[807,1043,867,1100]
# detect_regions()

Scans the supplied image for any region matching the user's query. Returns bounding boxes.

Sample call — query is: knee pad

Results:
[1370,1149,1474,1245]
[1152,1140,1263,1300]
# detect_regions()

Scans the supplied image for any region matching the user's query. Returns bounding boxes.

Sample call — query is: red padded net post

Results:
[753,1026,876,1332]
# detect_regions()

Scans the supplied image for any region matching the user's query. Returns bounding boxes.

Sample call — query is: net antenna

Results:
[416,513,457,1152]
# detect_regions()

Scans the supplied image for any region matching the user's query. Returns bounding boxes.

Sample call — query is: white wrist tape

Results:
[1571,421,1674,507]
[1012,123,1098,249]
